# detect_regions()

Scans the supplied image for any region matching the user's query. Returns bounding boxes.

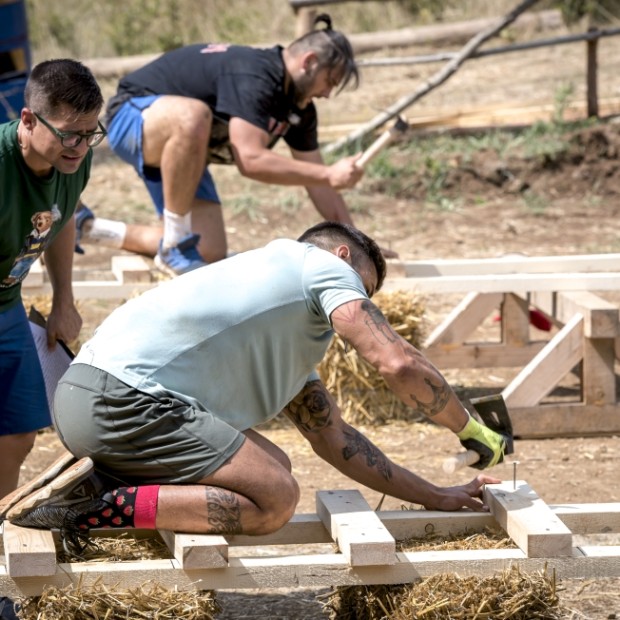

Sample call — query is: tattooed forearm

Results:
[410,377,451,418]
[285,380,332,432]
[361,300,398,345]
[342,427,392,481]
[206,487,242,534]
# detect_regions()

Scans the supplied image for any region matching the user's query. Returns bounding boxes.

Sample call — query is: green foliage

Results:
[557,0,620,25]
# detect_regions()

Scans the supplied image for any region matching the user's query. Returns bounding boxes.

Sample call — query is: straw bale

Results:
[19,579,220,620]
[322,528,564,619]
[317,290,426,426]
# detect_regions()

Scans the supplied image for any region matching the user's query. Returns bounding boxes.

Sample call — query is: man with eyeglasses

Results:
[0,59,105,515]
[75,14,397,276]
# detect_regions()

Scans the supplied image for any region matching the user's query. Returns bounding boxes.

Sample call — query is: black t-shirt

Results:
[109,43,318,164]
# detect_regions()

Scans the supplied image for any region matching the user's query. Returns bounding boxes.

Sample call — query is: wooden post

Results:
[295,7,317,38]
[586,27,599,118]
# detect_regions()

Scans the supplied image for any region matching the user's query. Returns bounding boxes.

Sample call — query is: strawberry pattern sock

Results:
[76,485,160,531]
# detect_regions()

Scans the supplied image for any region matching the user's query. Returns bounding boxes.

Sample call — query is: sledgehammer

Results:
[443,394,514,473]
[355,116,409,170]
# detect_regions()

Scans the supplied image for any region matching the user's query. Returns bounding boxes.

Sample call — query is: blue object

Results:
[155,233,207,276]
[0,0,31,124]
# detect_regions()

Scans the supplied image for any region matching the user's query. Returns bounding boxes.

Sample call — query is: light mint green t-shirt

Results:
[75,239,368,430]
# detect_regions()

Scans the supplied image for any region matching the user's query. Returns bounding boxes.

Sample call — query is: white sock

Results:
[162,209,192,249]
[82,218,127,249]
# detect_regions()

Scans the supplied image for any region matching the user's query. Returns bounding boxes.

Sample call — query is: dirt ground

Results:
[10,19,620,620]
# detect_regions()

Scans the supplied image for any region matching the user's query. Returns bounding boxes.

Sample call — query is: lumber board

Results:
[502,313,584,408]
[316,490,396,566]
[501,293,530,346]
[111,255,153,284]
[556,291,619,338]
[425,341,546,369]
[423,291,502,347]
[3,522,57,578]
[5,547,620,595]
[510,403,620,438]
[398,253,620,277]
[158,530,228,569]
[382,272,620,294]
[484,481,573,558]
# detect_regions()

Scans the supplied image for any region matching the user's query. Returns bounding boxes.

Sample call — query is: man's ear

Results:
[335,244,351,261]
[20,108,35,131]
[301,51,319,75]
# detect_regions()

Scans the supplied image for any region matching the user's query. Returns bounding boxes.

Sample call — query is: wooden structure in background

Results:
[1,484,619,596]
[384,253,620,439]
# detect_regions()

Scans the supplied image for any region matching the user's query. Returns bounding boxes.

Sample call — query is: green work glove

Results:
[457,415,507,470]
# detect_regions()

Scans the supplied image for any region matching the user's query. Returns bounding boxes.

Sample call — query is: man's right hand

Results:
[327,155,364,190]
[457,416,506,470]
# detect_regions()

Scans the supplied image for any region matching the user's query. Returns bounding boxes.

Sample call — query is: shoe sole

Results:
[7,457,94,521]
[154,254,180,278]
[0,451,76,519]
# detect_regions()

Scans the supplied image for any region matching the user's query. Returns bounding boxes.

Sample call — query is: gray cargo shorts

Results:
[53,364,246,485]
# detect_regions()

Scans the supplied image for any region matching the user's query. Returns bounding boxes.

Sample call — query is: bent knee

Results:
[250,476,300,535]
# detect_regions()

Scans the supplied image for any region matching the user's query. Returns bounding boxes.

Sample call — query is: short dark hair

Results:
[297,221,386,292]
[288,14,359,93]
[24,59,103,118]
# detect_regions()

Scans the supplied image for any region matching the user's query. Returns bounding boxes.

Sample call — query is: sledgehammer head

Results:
[470,394,514,456]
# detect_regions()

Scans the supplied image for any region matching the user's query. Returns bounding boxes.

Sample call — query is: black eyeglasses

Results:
[34,112,107,148]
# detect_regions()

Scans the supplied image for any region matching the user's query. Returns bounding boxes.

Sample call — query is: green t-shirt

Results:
[0,120,92,311]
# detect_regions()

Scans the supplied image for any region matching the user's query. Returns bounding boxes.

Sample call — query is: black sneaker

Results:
[7,457,110,557]
[0,597,20,620]
[0,451,76,521]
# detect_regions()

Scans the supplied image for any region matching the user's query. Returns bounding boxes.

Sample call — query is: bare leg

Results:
[0,432,37,499]
[121,223,164,257]
[192,198,227,263]
[141,96,211,218]
[153,430,299,535]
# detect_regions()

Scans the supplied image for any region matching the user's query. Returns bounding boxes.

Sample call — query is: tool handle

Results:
[355,129,397,170]
[442,449,480,474]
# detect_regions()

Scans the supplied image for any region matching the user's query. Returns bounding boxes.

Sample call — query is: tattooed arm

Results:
[283,380,498,511]
[330,298,470,433]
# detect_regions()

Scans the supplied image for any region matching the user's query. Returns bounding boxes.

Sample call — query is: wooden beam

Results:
[501,293,530,346]
[556,291,619,338]
[484,481,573,557]
[424,291,502,347]
[398,253,620,277]
[503,313,584,408]
[158,530,228,569]
[426,341,546,369]
[4,522,57,578]
[316,490,396,566]
[382,272,620,294]
[510,402,620,438]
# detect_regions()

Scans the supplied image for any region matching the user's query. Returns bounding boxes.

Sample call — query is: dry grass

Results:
[318,290,426,426]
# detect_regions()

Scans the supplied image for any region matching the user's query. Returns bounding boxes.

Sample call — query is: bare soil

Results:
[13,24,620,619]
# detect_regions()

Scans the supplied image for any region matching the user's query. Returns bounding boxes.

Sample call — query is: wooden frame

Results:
[1,485,619,596]
[386,253,620,438]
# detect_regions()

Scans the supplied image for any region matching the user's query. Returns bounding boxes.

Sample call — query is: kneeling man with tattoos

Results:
[4,222,505,554]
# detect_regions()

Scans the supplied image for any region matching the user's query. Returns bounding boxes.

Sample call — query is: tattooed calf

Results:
[206,487,242,534]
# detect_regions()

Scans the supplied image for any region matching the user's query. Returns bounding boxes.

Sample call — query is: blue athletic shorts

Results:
[106,95,221,216]
[0,303,51,435]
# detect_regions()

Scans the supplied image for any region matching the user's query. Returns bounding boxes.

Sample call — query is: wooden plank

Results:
[111,255,153,284]
[510,403,620,438]
[485,481,573,557]
[382,272,620,294]
[557,291,619,338]
[316,490,396,566]
[501,293,530,346]
[502,313,584,408]
[158,530,228,569]
[21,280,157,299]
[582,337,616,405]
[424,291,502,347]
[553,503,620,535]
[4,522,57,578]
[5,547,620,596]
[399,253,620,277]
[425,341,546,369]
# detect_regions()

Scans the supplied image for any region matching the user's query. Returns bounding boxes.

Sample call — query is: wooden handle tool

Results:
[355,116,408,170]
[442,449,480,474]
